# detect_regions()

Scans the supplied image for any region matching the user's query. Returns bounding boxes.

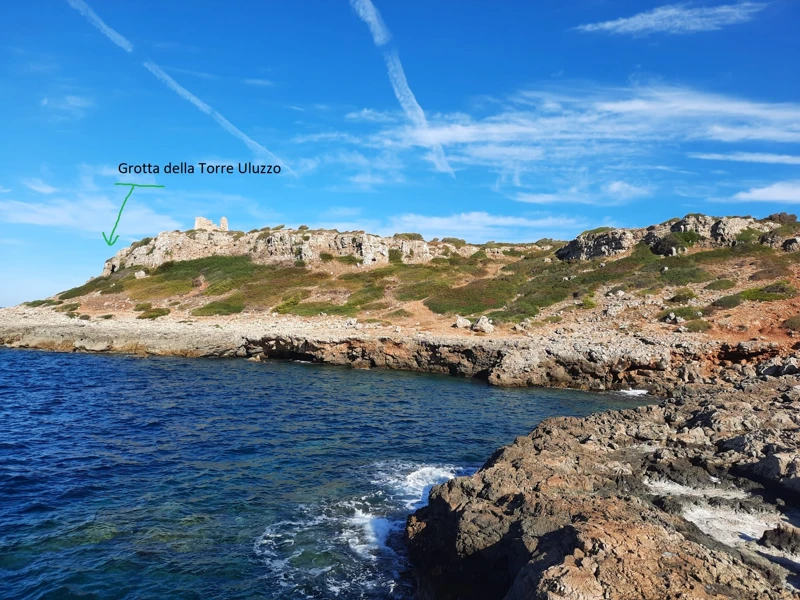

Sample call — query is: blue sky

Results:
[1,1,799,306]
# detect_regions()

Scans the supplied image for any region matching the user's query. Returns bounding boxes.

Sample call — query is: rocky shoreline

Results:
[406,375,800,599]
[0,306,795,395]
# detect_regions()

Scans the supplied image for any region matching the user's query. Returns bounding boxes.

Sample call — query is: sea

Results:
[0,348,649,599]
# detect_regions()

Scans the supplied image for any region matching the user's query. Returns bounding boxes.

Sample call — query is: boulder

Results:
[453,316,471,329]
[555,228,643,261]
[471,316,494,333]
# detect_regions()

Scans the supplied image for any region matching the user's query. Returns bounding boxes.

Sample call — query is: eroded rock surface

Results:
[407,377,800,599]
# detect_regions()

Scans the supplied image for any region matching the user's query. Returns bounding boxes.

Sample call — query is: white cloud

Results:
[0,195,180,234]
[346,108,397,122]
[23,178,58,194]
[382,212,584,243]
[165,66,218,80]
[574,3,766,36]
[40,95,94,118]
[690,152,800,165]
[0,187,10,193]
[243,78,274,87]
[732,181,800,203]
[349,0,391,46]
[604,181,652,199]
[66,0,134,52]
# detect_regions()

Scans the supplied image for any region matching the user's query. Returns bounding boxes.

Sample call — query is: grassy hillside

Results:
[25,235,800,330]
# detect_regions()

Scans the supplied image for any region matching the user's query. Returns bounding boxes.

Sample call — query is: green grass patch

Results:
[191,294,245,316]
[705,279,735,291]
[55,303,81,313]
[24,299,60,307]
[336,254,362,266]
[393,232,424,241]
[685,320,711,332]
[669,288,697,303]
[441,237,466,248]
[740,281,797,302]
[388,249,403,264]
[750,266,792,281]
[580,226,613,236]
[136,308,170,319]
[660,267,712,285]
[386,308,412,318]
[657,306,703,321]
[782,315,800,331]
[133,302,152,312]
[424,278,518,315]
[713,294,742,309]
[320,252,334,262]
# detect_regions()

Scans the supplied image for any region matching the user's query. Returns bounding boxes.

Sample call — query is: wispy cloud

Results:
[0,195,179,234]
[243,78,274,87]
[65,0,134,51]
[382,212,584,243]
[23,179,58,194]
[0,187,11,194]
[731,181,800,203]
[346,108,397,122]
[689,152,800,165]
[40,95,94,118]
[165,66,218,80]
[349,0,391,46]
[574,2,766,36]
[349,0,453,175]
[604,181,652,199]
[142,61,289,170]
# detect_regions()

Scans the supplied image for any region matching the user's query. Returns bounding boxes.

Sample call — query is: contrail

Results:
[66,0,133,52]
[349,0,453,176]
[66,0,289,171]
[143,62,291,170]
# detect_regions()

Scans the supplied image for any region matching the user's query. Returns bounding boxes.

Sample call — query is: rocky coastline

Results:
[0,306,794,395]
[406,375,800,599]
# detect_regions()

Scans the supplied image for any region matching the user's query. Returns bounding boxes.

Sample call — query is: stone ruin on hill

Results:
[194,216,228,232]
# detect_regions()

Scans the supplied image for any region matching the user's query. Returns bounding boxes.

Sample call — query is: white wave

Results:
[370,461,474,510]
[618,389,649,396]
[344,508,399,559]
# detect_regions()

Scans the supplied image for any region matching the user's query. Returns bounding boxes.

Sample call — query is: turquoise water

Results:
[0,348,648,599]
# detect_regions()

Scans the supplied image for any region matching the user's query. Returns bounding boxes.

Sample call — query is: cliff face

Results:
[101,228,511,276]
[556,215,781,261]
[406,376,800,599]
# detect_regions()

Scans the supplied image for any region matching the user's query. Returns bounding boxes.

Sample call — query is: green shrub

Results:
[685,320,711,332]
[657,306,702,321]
[441,237,466,248]
[705,279,735,291]
[713,294,742,309]
[660,267,712,285]
[750,266,792,281]
[669,288,696,303]
[386,308,412,318]
[24,299,59,307]
[78,314,91,320]
[298,225,309,231]
[336,254,362,266]
[393,232,424,241]
[544,315,563,323]
[470,250,488,260]
[99,314,114,320]
[320,252,334,262]
[782,315,800,331]
[130,237,152,251]
[136,308,170,319]
[740,281,797,302]
[424,279,518,315]
[388,249,403,264]
[133,302,152,312]
[580,226,613,236]
[56,303,81,313]
[191,295,245,316]
[294,260,306,268]
[735,228,761,243]
[581,294,596,309]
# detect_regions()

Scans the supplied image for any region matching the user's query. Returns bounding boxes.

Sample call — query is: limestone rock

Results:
[471,316,494,333]
[453,316,471,329]
[555,228,644,261]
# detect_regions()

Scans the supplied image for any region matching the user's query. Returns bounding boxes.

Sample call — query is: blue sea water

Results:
[0,348,649,599]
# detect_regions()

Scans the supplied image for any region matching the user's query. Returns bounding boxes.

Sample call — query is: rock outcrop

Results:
[407,376,800,599]
[100,228,513,276]
[556,215,781,261]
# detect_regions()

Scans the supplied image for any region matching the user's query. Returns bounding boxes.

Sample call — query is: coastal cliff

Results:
[406,376,800,598]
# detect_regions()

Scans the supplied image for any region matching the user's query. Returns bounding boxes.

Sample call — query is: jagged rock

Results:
[453,316,471,329]
[134,270,147,279]
[783,237,800,252]
[471,316,494,333]
[407,376,800,599]
[761,523,800,554]
[555,228,644,261]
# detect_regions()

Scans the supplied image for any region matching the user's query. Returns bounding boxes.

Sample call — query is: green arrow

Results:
[103,183,165,246]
